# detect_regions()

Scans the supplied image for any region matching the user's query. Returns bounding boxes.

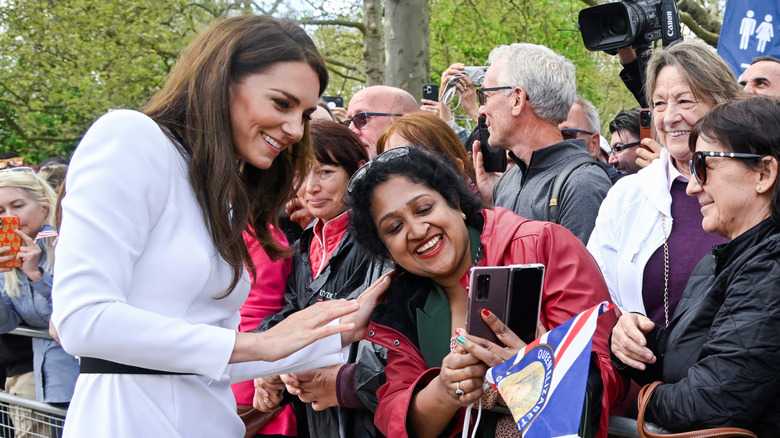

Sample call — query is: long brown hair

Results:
[143,15,327,294]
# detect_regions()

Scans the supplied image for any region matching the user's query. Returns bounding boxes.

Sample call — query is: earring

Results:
[757,186,762,192]
[461,212,467,221]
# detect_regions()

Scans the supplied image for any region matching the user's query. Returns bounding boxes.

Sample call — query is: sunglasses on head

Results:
[689,150,765,185]
[347,146,412,193]
[342,112,403,130]
[560,128,594,141]
[0,158,24,170]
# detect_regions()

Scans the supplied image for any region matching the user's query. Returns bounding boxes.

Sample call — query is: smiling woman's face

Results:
[370,175,471,287]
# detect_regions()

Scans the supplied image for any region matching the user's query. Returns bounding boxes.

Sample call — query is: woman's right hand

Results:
[636,138,662,168]
[610,313,657,370]
[437,349,487,407]
[253,375,285,412]
[339,271,394,346]
[285,197,314,229]
[231,299,361,364]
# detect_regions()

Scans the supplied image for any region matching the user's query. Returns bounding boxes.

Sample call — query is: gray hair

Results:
[488,43,577,125]
[575,96,600,135]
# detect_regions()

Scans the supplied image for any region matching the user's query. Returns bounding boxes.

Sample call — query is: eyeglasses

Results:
[560,128,594,141]
[0,158,25,170]
[343,112,403,130]
[689,150,765,185]
[476,86,515,106]
[610,141,641,155]
[347,146,412,193]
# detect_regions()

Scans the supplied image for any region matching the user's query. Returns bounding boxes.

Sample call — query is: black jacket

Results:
[613,219,780,437]
[258,222,390,438]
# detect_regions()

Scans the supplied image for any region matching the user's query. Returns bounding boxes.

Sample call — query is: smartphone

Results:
[477,117,507,173]
[321,96,344,109]
[506,264,545,344]
[639,108,652,142]
[466,267,512,345]
[462,66,488,87]
[0,217,22,269]
[422,83,439,102]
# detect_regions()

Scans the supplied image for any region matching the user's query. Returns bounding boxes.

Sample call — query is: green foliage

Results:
[428,0,636,131]
[0,0,233,162]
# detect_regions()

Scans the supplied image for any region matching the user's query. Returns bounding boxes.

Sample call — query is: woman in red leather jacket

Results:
[347,146,627,437]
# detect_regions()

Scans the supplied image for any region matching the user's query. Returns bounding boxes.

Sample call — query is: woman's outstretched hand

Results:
[339,271,394,346]
[232,299,359,364]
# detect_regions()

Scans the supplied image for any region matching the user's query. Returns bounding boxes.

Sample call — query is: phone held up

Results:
[321,96,344,109]
[465,264,545,346]
[422,84,439,102]
[639,108,652,142]
[477,117,507,173]
[0,216,22,269]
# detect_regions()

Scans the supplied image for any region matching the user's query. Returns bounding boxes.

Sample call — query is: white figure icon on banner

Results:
[756,15,774,53]
[740,10,756,50]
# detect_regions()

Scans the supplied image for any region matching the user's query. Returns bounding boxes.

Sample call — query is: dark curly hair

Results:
[348,146,483,258]
[689,95,780,226]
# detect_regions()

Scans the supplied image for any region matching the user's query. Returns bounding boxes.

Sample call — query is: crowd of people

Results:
[0,12,778,438]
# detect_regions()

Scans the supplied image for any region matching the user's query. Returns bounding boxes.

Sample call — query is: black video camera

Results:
[578,0,681,52]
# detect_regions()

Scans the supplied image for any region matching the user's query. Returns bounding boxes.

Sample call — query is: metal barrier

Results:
[1,327,67,437]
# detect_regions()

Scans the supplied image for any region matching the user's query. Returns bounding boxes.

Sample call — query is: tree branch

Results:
[677,0,721,35]
[299,18,365,34]
[327,66,364,83]
[680,11,719,47]
[324,57,364,77]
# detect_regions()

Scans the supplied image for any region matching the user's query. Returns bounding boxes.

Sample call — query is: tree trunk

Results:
[363,0,385,86]
[384,0,429,98]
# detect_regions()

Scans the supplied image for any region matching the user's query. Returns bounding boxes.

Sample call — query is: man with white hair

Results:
[475,43,611,243]
[560,96,622,183]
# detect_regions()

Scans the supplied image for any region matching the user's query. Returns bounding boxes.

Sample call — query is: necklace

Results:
[660,215,670,327]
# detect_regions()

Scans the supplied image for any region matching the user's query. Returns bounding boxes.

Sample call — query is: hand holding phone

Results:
[0,217,23,269]
[476,117,507,173]
[639,108,652,142]
[466,264,545,346]
[422,84,439,102]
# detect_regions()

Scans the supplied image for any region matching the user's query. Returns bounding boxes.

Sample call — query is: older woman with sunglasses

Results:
[348,146,626,438]
[611,95,780,435]
[587,42,739,328]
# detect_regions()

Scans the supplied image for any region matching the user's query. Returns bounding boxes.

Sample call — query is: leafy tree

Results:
[0,0,239,162]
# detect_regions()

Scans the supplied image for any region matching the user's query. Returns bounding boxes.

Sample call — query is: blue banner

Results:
[717,0,780,78]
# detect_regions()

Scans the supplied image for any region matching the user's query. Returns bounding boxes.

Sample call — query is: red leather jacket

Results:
[366,208,626,437]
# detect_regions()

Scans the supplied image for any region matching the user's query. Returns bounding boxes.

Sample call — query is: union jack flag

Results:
[485,301,611,438]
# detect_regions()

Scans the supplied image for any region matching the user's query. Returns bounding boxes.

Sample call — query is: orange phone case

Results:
[0,217,23,269]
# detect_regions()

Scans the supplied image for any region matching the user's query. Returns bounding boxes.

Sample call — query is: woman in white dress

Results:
[50,15,389,438]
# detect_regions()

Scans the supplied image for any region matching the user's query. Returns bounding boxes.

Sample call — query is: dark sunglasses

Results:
[476,86,514,106]
[343,112,403,130]
[611,141,641,154]
[347,146,412,193]
[689,150,765,185]
[560,128,594,141]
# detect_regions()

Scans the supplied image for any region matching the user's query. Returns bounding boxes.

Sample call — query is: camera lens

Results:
[604,13,628,37]
[476,275,490,301]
